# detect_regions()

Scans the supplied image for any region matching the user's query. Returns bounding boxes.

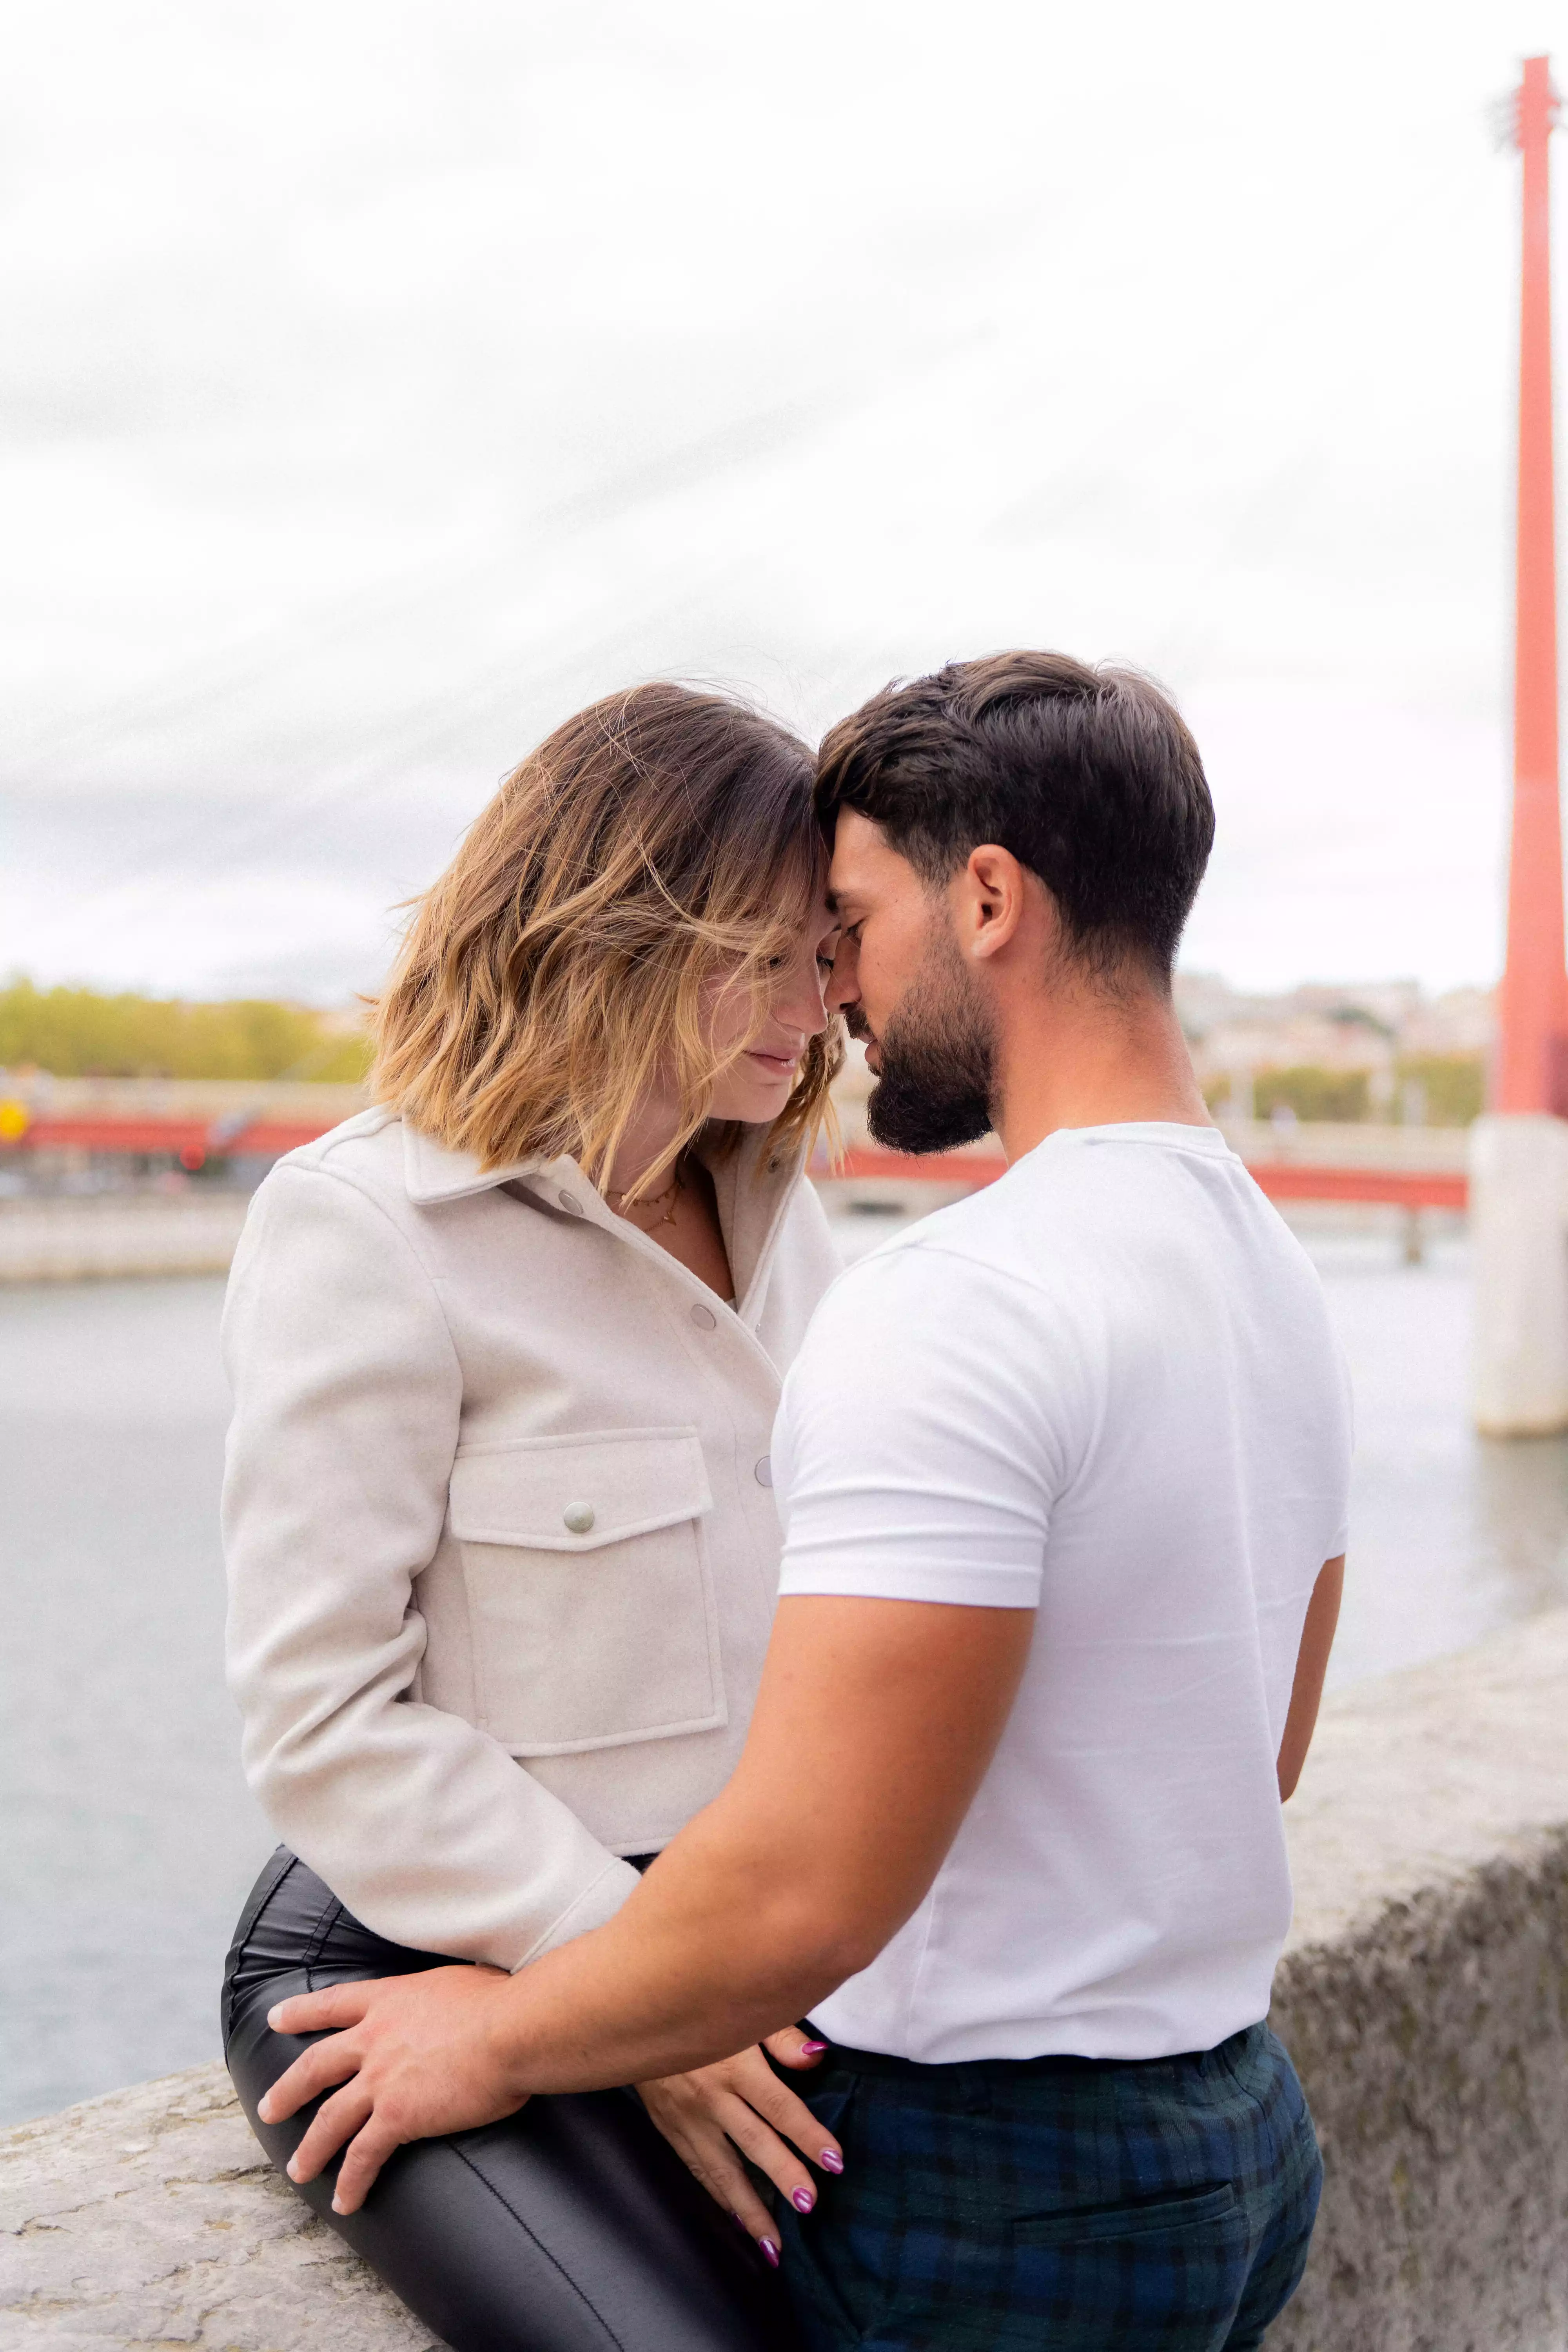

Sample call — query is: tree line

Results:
[0,979,371,1083]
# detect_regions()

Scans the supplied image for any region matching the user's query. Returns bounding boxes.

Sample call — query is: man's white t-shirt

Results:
[774,1122,1352,2064]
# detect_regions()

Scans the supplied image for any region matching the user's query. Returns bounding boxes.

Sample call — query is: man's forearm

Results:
[488,1597,1036,2094]
[1276,1555,1344,1802]
[490,1804,872,2098]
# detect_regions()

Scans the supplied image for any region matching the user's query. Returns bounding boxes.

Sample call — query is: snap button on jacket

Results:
[221,1107,840,1972]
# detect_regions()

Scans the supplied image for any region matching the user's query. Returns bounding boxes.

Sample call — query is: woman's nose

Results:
[778,960,830,1038]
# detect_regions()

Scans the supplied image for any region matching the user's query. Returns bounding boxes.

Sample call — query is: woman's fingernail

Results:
[267,2007,283,2030]
[331,2197,346,2215]
[791,2185,815,2213]
[799,2039,828,2056]
[820,2148,844,2174]
[759,2237,780,2269]
[285,2159,299,2180]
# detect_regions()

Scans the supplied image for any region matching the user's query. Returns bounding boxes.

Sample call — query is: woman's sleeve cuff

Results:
[511,1855,644,1969]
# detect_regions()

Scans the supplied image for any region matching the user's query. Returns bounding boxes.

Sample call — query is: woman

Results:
[221,683,848,2352]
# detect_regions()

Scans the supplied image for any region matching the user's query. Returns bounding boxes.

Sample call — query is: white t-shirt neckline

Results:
[1019,1118,1236,1159]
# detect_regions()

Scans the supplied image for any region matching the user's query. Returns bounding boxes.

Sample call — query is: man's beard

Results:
[854,927,997,1156]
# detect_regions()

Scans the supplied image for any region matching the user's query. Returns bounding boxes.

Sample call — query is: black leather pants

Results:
[223,1848,803,2352]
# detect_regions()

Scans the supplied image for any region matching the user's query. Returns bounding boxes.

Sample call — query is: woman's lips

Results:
[747,1048,798,1076]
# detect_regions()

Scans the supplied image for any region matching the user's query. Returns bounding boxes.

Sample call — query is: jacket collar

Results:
[398,1116,805,1326]
[400,1122,543,1205]
[701,1126,802,1321]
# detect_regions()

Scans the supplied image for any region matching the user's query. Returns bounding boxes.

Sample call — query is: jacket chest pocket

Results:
[448,1426,726,1756]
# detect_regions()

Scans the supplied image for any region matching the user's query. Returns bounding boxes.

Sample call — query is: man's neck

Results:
[990,975,1212,1164]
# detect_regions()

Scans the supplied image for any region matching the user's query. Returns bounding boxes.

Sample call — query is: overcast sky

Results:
[4,0,1564,1001]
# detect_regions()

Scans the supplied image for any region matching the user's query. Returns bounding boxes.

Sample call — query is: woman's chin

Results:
[713,1076,797,1125]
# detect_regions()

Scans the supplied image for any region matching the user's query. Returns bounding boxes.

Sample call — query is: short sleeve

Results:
[772,1240,1083,1610]
[1325,1333,1354,1559]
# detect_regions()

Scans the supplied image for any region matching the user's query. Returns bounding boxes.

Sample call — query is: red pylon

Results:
[1495,56,1568,1114]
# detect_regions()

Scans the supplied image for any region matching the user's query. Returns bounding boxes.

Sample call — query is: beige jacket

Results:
[221,1107,840,1971]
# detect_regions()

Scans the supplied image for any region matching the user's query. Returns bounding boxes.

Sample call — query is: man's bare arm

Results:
[1276,1555,1343,1801]
[262,1596,1034,2206]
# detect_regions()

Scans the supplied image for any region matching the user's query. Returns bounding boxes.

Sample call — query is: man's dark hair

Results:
[815,651,1214,985]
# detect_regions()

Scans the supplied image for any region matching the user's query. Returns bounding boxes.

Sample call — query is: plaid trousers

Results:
[776,2023,1320,2352]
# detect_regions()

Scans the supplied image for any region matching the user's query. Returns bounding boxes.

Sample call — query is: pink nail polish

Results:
[791,2186,814,2213]
[820,2148,844,2175]
[759,2238,780,2269]
[799,2038,828,2055]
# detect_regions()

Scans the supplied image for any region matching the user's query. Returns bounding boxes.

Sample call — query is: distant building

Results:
[1174,976,1492,1123]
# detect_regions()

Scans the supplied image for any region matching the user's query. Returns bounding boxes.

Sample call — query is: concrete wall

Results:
[1269,1609,1568,2351]
[0,1194,251,1282]
[4,1615,1567,2349]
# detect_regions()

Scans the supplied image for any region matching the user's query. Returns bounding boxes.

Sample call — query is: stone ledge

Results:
[0,2064,431,2350]
[5,1612,1568,2348]
[1270,1608,1568,2352]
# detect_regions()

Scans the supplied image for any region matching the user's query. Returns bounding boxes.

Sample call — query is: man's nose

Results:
[823,949,860,1016]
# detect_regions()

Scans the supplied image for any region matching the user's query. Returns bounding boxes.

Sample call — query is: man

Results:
[263,652,1351,2350]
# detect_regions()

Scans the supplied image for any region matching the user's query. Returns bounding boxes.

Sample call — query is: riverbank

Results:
[0,1087,1471,1284]
[0,1178,1465,1287]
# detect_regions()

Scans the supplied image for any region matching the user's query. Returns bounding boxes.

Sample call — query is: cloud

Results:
[1,0,1552,994]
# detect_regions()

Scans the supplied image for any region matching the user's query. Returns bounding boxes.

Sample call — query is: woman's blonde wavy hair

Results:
[371,683,842,1193]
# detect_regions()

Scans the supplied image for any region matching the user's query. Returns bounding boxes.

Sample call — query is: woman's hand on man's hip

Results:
[636,2029,844,2264]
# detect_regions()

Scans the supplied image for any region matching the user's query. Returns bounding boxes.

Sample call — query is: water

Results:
[3,1217,1567,2127]
[0,1278,269,2131]
[1306,1227,1568,1688]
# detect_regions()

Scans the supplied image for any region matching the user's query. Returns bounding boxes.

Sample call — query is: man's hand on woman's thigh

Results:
[261,1971,843,2234]
[260,1965,527,2210]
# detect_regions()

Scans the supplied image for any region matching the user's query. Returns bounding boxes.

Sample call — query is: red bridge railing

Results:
[822,1147,1468,1213]
[1,1111,1470,1211]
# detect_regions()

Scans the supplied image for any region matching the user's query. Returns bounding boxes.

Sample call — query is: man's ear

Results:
[956,845,1028,961]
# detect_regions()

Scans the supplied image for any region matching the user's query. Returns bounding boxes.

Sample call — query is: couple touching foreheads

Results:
[221,652,1350,2352]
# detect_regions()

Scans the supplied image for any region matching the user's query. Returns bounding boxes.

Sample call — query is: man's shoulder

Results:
[802,1185,1056,1360]
[834,1147,1085,1291]
[823,1199,1004,1296]
[813,1127,1298,1332]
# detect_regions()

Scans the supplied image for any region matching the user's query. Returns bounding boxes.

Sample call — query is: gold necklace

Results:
[606,1164,684,1228]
